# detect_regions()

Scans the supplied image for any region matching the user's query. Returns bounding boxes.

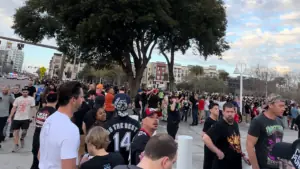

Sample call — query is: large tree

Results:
[190,65,204,78]
[12,0,172,96]
[158,0,229,90]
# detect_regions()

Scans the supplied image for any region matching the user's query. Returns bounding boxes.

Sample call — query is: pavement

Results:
[0,118,298,169]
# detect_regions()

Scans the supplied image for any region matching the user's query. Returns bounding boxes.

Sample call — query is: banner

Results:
[6,41,12,49]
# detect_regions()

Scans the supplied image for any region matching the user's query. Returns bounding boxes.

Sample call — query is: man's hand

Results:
[215,149,224,160]
[242,155,251,165]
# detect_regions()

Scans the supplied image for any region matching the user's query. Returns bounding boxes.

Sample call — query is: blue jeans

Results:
[192,108,198,124]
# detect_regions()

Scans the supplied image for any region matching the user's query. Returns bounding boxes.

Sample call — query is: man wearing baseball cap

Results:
[130,108,160,165]
[96,84,105,96]
[271,139,300,169]
[247,94,286,169]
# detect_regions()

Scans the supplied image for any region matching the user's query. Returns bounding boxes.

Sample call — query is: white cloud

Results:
[280,12,300,20]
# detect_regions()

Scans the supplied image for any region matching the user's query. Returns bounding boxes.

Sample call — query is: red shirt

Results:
[234,113,239,123]
[198,99,205,110]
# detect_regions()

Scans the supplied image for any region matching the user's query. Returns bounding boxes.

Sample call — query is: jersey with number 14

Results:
[104,116,140,164]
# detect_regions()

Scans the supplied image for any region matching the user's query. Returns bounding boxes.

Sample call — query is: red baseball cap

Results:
[144,108,162,118]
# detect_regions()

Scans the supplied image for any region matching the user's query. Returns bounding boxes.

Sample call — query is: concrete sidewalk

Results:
[0,121,298,169]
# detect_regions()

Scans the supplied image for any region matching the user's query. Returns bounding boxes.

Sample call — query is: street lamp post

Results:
[233,62,247,114]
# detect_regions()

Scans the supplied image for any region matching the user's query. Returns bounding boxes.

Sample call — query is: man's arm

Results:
[61,131,80,169]
[8,99,18,122]
[246,118,261,169]
[203,133,224,160]
[246,135,259,169]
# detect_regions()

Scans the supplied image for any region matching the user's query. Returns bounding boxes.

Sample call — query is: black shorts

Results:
[12,120,30,130]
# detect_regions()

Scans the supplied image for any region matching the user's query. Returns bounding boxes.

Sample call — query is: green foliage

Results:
[189,65,204,77]
[12,0,228,94]
[219,71,229,81]
[158,0,229,91]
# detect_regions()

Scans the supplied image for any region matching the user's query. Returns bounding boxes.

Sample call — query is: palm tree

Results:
[219,71,229,81]
[189,66,204,78]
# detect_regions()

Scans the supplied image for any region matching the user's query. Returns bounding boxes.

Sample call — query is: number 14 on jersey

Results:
[113,132,131,151]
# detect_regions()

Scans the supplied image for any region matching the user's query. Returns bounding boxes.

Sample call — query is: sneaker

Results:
[20,139,25,148]
[12,144,20,153]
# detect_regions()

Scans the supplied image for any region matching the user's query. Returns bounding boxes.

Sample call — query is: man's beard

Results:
[225,117,234,124]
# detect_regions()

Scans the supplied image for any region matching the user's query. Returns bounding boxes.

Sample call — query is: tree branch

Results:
[146,40,157,64]
[135,39,142,60]
[162,51,170,64]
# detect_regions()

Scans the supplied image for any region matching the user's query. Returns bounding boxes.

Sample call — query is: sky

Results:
[1,0,300,74]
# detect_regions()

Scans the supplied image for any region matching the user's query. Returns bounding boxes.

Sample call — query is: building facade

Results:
[48,53,85,80]
[203,65,219,78]
[0,48,24,72]
[140,62,223,89]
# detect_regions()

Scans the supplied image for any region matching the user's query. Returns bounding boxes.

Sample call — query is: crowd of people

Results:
[0,79,298,169]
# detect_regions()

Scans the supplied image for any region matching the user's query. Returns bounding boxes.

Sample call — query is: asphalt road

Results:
[0,119,298,169]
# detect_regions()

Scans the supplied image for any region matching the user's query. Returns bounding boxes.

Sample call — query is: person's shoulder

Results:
[127,117,140,127]
[109,152,124,160]
[253,113,265,121]
[135,130,150,139]
[114,165,141,169]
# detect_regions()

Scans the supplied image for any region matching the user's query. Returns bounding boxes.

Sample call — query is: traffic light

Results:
[17,43,24,50]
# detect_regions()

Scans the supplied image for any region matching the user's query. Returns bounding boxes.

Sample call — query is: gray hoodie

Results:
[0,93,14,117]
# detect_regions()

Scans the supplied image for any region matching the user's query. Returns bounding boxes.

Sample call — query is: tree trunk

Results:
[59,54,66,80]
[168,63,175,91]
[168,47,175,91]
[127,69,143,98]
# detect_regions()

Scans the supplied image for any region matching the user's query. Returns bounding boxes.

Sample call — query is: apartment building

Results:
[0,48,24,72]
[48,53,85,80]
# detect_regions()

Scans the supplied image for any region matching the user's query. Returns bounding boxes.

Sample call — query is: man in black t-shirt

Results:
[134,89,143,120]
[202,103,219,169]
[247,94,285,169]
[203,102,249,169]
[27,81,36,97]
[31,92,57,169]
[167,95,180,139]
[147,89,160,109]
[189,94,199,126]
[104,93,140,164]
[130,108,160,165]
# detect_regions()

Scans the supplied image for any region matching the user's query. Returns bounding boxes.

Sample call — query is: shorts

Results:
[12,120,30,130]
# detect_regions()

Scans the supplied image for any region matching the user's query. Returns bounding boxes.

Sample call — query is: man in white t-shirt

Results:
[204,97,210,119]
[39,81,84,169]
[8,86,35,152]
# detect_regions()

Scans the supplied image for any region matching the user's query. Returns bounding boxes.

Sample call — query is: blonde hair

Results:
[85,126,110,150]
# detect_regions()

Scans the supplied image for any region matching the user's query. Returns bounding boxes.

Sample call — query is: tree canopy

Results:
[158,0,229,90]
[12,0,229,95]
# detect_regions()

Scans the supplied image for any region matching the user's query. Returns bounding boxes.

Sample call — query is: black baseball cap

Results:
[271,139,300,169]
[22,86,29,91]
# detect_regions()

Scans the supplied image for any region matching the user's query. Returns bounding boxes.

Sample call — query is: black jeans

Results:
[0,116,8,142]
[181,109,188,122]
[167,121,179,139]
[192,108,198,124]
[31,129,41,169]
